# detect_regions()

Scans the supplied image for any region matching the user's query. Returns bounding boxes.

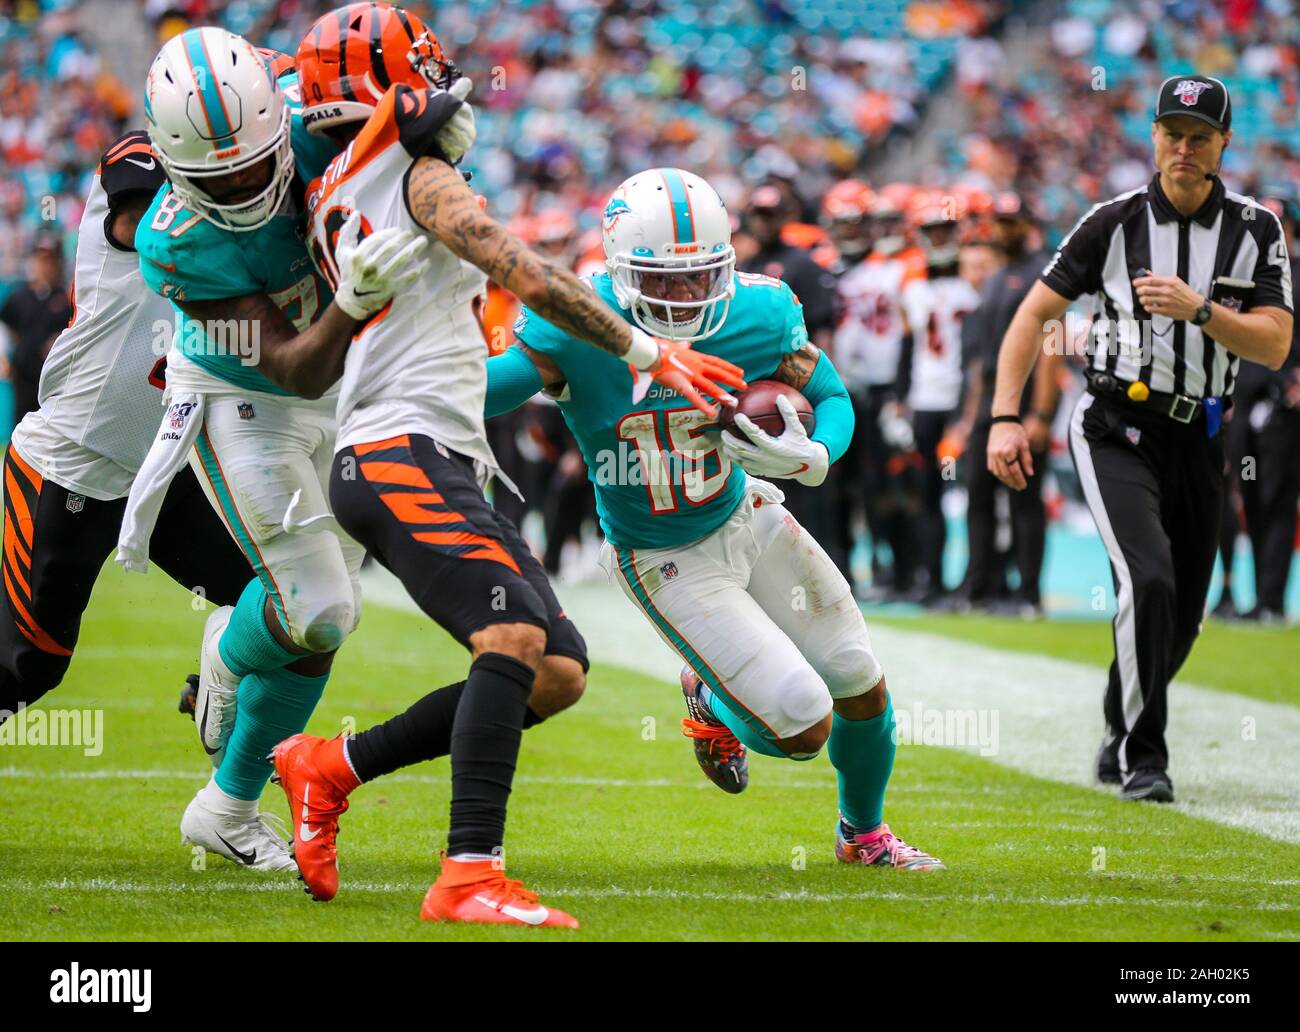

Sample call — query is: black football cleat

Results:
[1120,768,1175,803]
[179,673,199,718]
[680,666,748,794]
[1095,736,1121,785]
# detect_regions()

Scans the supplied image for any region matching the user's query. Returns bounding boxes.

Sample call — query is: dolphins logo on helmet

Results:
[144,27,294,232]
[603,168,735,342]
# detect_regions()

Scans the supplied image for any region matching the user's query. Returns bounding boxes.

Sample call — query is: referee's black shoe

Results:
[1121,768,1175,803]
[1095,737,1121,785]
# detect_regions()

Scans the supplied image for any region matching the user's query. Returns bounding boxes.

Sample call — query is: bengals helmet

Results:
[297,2,458,135]
[821,179,875,260]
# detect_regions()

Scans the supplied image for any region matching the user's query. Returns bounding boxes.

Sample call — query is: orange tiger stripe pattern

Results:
[1,447,71,657]
[354,436,521,574]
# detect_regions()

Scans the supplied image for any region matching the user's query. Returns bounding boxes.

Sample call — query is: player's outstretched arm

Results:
[174,292,354,399]
[405,156,745,417]
[407,157,634,356]
[484,344,565,419]
[174,214,427,399]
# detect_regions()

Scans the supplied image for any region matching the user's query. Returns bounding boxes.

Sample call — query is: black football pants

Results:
[1068,391,1225,775]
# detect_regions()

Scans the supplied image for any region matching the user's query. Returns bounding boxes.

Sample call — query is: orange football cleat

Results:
[420,855,579,929]
[270,733,359,902]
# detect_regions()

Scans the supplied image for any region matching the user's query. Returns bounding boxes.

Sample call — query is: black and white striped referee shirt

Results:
[1040,174,1293,399]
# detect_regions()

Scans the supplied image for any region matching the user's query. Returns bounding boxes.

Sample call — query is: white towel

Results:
[116,392,205,573]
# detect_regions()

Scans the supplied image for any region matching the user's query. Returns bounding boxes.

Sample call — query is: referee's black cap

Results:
[1154,75,1232,132]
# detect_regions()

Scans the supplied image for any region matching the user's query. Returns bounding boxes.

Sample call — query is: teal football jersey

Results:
[513,271,809,549]
[135,70,339,396]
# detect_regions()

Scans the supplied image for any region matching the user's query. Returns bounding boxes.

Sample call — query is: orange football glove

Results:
[650,338,747,419]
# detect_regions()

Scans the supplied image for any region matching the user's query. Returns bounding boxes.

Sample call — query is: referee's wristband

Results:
[990,414,1022,426]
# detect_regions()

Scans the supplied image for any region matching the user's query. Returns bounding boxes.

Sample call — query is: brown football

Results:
[717,379,815,437]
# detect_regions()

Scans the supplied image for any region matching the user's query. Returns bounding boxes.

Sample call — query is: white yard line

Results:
[363,569,1300,844]
[4,877,1295,911]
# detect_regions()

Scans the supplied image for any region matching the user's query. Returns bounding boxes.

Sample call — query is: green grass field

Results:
[1,566,1297,941]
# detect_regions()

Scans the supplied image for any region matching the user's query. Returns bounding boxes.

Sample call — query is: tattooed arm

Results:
[407,157,636,358]
[720,339,852,486]
[767,342,822,391]
[175,294,361,400]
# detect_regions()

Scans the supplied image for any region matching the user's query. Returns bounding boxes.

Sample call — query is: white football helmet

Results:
[144,27,293,232]
[603,168,735,341]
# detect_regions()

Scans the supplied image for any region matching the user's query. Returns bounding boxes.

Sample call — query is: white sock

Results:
[199,775,257,820]
[447,852,500,865]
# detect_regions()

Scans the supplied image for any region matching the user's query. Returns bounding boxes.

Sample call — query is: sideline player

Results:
[487,167,945,872]
[127,28,426,870]
[268,3,743,926]
[899,191,980,604]
[0,131,252,720]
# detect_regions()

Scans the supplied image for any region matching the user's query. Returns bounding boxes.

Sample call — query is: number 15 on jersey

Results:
[614,406,733,514]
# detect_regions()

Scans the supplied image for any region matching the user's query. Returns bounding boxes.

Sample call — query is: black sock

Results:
[448,652,533,857]
[347,680,546,784]
[347,680,466,782]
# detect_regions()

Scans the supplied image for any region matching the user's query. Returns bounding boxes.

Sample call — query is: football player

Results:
[898,189,980,604]
[0,131,253,722]
[127,28,427,871]
[486,167,945,872]
[268,2,742,927]
[833,185,926,597]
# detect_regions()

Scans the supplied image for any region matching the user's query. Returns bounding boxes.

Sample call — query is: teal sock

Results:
[828,694,896,832]
[699,683,788,760]
[215,667,329,800]
[218,579,299,676]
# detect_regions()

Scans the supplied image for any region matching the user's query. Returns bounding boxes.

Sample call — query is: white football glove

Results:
[720,394,829,485]
[332,210,429,320]
[879,400,915,451]
[436,77,477,164]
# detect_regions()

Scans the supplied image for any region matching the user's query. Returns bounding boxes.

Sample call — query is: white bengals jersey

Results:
[901,273,979,413]
[307,84,492,470]
[832,247,926,389]
[10,175,172,500]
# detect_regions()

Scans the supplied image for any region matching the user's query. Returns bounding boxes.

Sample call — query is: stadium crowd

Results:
[0,0,1296,620]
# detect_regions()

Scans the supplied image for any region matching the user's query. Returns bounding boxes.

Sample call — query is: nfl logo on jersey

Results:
[238,402,255,420]
[660,561,679,579]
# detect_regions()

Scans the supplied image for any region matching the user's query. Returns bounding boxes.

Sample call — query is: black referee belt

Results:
[1086,372,1205,423]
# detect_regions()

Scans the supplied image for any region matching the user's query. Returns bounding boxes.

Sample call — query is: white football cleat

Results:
[196,606,239,767]
[180,791,298,873]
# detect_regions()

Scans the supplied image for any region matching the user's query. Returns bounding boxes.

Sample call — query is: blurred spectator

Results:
[1,233,70,429]
[953,197,1058,616]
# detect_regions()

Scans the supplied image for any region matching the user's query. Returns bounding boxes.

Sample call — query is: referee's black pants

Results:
[1068,390,1226,776]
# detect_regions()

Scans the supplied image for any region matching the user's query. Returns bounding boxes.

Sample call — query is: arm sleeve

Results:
[1249,212,1294,313]
[803,350,854,464]
[1039,204,1110,301]
[511,304,579,357]
[484,345,544,418]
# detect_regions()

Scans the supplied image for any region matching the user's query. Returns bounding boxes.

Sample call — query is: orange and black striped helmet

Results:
[256,47,296,80]
[297,2,457,135]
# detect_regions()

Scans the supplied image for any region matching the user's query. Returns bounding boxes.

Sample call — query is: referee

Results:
[986,75,1293,802]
